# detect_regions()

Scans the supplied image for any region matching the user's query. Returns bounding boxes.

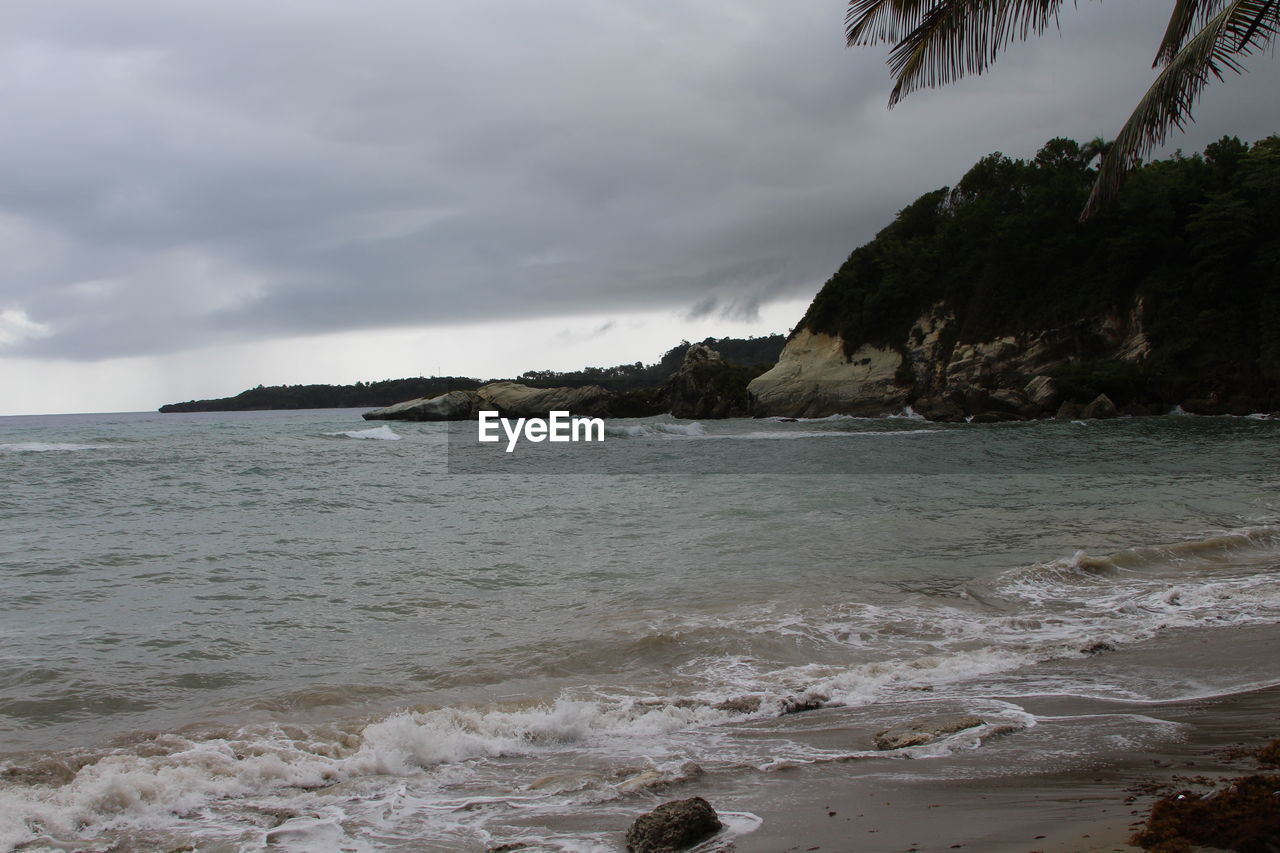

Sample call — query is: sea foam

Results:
[326,425,401,441]
[603,422,707,438]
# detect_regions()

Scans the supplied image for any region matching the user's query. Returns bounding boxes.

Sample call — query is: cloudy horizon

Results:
[2,0,1276,415]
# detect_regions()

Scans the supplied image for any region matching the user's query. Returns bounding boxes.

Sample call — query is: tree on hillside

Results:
[844,0,1279,216]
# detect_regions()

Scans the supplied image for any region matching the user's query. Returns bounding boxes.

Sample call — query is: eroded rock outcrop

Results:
[363,389,480,421]
[873,714,985,750]
[475,382,614,419]
[748,329,909,418]
[663,344,756,418]
[1082,393,1119,420]
[363,382,616,421]
[624,797,722,853]
[750,298,1156,421]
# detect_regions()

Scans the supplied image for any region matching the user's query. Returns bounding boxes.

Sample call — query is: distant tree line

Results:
[159,377,482,413]
[518,335,786,391]
[158,335,786,412]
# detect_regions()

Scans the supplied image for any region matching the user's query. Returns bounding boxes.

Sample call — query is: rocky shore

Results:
[748,298,1276,423]
[366,327,1277,424]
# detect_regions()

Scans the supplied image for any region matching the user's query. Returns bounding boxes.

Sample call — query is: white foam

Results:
[652,422,707,436]
[705,428,936,440]
[0,442,102,452]
[605,422,936,441]
[812,647,1043,707]
[265,808,378,853]
[604,424,652,438]
[0,697,740,851]
[603,422,707,438]
[327,426,401,441]
[645,524,1280,721]
[774,413,858,422]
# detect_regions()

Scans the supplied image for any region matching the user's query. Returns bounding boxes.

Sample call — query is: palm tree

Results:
[845,0,1279,217]
[1079,136,1113,168]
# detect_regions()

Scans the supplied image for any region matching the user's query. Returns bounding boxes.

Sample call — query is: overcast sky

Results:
[1,1,1275,415]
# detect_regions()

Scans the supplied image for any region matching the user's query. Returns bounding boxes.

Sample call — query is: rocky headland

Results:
[366,136,1279,424]
[363,344,759,421]
[750,135,1280,422]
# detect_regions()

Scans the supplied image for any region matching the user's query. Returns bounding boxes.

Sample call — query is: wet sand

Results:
[724,625,1280,853]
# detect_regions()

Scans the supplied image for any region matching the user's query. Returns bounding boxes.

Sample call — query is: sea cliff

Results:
[749,299,1155,421]
[752,135,1280,421]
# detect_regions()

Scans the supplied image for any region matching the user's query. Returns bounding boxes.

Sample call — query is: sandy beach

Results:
[716,624,1280,852]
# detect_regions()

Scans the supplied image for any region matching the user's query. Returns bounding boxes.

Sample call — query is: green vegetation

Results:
[689,359,772,412]
[158,377,482,413]
[158,335,786,412]
[517,335,784,391]
[801,135,1280,407]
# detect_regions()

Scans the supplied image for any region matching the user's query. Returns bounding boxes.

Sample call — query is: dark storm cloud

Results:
[0,0,1275,360]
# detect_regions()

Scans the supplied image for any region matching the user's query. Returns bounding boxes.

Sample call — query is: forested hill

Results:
[158,377,483,413]
[157,334,785,412]
[515,335,784,390]
[800,135,1280,407]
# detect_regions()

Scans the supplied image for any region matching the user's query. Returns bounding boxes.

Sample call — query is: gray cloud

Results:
[0,0,1275,361]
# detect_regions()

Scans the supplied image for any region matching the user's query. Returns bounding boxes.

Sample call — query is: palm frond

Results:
[883,0,1067,106]
[1084,0,1279,217]
[846,0,934,46]
[1236,0,1278,47]
[1156,0,1233,64]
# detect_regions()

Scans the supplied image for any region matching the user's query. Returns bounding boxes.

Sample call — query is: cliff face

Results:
[749,298,1155,421]
[748,330,908,418]
[749,136,1280,420]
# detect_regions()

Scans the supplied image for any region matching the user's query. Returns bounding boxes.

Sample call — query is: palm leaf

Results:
[1156,0,1233,64]
[1085,0,1279,217]
[882,0,1068,106]
[1236,0,1279,47]
[847,0,935,46]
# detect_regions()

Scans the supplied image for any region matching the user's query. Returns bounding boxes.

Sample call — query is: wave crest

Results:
[325,426,401,441]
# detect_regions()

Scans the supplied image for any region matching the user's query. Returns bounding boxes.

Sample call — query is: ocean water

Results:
[1,409,1278,851]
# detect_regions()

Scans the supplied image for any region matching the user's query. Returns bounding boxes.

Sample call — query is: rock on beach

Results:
[873,715,985,750]
[625,797,723,853]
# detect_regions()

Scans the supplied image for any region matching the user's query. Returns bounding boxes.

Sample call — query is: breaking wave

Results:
[326,426,402,441]
[698,428,936,440]
[1006,525,1280,582]
[603,422,937,441]
[3,525,1279,851]
[604,422,707,438]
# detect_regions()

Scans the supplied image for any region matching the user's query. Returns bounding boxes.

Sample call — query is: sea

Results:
[1,408,1278,852]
